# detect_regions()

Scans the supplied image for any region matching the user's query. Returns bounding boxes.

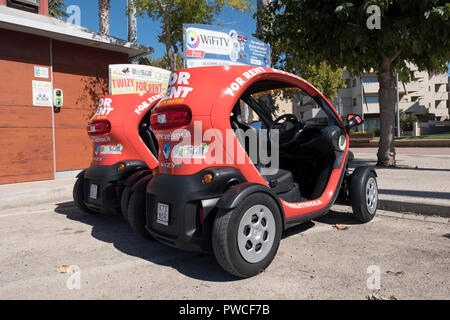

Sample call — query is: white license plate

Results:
[89,184,98,199]
[157,202,170,226]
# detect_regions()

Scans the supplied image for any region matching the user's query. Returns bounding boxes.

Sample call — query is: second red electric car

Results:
[73,92,162,220]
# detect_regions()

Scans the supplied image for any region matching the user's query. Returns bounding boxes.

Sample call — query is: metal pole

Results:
[338,96,342,117]
[50,39,56,179]
[396,73,400,137]
[360,76,365,132]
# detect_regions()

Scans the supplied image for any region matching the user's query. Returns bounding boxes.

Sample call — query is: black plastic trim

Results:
[81,160,148,214]
[145,167,246,252]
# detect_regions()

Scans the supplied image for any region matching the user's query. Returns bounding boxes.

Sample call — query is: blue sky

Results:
[61,1,449,74]
[64,0,257,59]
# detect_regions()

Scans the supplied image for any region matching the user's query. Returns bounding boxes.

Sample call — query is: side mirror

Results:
[346,114,364,130]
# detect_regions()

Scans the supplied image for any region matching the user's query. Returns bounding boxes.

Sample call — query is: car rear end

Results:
[144,68,249,251]
[80,93,161,214]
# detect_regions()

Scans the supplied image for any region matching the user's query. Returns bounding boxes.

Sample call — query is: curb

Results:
[378,199,450,218]
[0,183,75,211]
[350,139,450,148]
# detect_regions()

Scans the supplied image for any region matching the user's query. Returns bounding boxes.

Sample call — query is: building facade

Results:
[336,65,449,131]
[0,1,152,184]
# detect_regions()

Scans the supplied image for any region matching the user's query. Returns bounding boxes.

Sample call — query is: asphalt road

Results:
[0,201,448,300]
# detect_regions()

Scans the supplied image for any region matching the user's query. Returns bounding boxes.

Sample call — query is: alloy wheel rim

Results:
[237,204,276,264]
[366,177,378,214]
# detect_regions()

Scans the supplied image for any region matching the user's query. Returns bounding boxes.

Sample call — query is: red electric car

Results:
[130,66,378,278]
[73,92,162,219]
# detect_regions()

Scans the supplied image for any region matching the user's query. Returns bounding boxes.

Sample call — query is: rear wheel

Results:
[120,185,132,221]
[212,193,282,278]
[350,168,378,223]
[73,177,97,214]
[127,189,154,240]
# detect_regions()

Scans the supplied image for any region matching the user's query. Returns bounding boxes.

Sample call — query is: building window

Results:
[362,77,378,83]
[365,96,379,104]
[346,79,352,88]
[352,98,357,106]
[352,79,356,87]
[7,0,40,13]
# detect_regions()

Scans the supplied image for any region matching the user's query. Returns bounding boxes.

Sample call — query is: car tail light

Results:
[150,107,191,130]
[87,120,111,136]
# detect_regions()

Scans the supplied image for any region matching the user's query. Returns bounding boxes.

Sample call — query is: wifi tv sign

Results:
[185,27,233,55]
[183,24,271,69]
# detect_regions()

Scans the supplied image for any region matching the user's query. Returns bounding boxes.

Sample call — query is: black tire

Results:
[73,177,98,214]
[120,185,132,221]
[212,193,282,278]
[349,167,378,223]
[127,189,154,240]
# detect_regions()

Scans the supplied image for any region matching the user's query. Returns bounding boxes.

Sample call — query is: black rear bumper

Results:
[82,160,147,214]
[145,167,246,252]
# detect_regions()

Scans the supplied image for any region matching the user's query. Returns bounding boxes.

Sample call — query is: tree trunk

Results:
[127,0,138,64]
[98,0,110,35]
[256,0,271,35]
[161,10,176,71]
[377,55,396,166]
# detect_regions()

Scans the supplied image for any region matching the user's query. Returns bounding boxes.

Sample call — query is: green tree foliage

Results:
[271,52,346,100]
[399,110,419,132]
[48,0,68,19]
[260,1,450,166]
[131,0,252,71]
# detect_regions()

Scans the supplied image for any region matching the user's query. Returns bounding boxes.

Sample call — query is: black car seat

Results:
[231,114,260,165]
[262,169,294,194]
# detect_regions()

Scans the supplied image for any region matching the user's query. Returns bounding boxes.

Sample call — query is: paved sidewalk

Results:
[0,148,449,217]
[0,178,76,211]
[352,148,450,217]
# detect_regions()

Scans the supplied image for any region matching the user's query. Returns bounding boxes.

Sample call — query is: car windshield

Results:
[247,87,333,126]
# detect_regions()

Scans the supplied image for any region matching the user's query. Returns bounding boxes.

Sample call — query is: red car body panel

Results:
[151,66,349,220]
[89,93,163,169]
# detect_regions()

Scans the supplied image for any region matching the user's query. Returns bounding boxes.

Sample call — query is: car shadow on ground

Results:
[54,201,237,282]
[313,209,364,225]
[55,201,326,282]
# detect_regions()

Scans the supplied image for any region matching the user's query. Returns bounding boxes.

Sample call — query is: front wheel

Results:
[73,177,97,215]
[349,167,378,223]
[212,193,282,278]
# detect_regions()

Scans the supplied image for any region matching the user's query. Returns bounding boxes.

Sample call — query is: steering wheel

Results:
[270,114,304,148]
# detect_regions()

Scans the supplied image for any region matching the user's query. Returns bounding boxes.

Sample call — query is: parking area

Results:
[0,201,448,300]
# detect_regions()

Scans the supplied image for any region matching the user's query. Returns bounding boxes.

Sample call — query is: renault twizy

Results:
[133,66,378,278]
[73,93,162,218]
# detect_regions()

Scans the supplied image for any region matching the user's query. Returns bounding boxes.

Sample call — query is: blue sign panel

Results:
[183,24,271,68]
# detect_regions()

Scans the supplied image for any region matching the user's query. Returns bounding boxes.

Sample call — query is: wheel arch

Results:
[351,166,377,180]
[131,174,153,192]
[216,182,287,231]
[76,169,86,179]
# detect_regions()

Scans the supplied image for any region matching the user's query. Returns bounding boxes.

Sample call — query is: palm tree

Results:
[98,0,111,35]
[48,0,68,19]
